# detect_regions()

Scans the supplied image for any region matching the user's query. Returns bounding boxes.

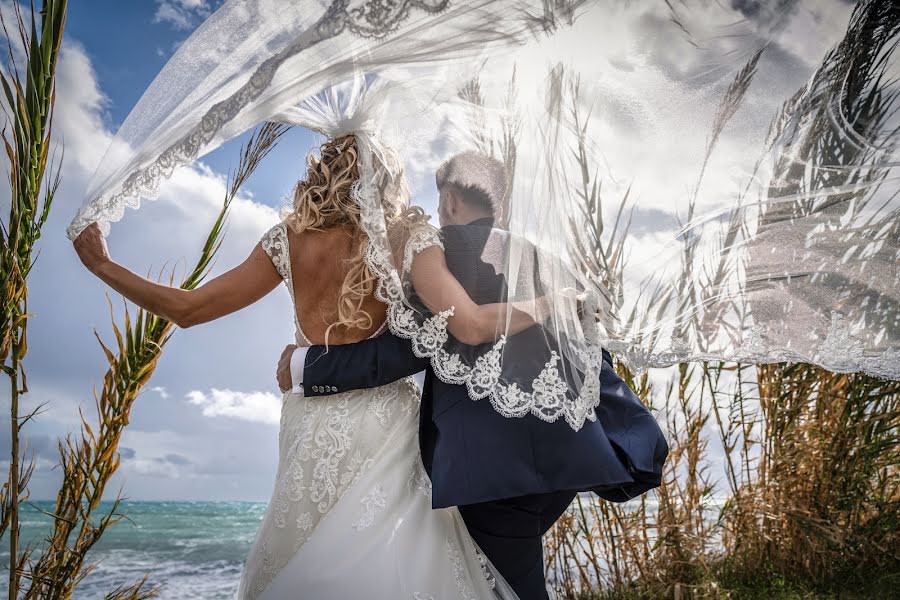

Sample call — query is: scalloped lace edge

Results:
[352,143,604,431]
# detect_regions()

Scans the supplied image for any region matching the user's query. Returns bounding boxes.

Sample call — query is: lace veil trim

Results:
[352,140,605,431]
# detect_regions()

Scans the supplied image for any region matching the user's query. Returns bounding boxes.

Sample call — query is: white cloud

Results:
[186,388,282,425]
[54,42,112,175]
[129,457,183,478]
[149,386,170,399]
[153,0,214,31]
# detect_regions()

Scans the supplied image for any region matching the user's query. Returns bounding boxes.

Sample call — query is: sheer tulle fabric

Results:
[64,0,580,239]
[68,1,900,433]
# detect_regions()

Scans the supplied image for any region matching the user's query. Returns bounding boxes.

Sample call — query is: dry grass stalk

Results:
[718,364,900,586]
[548,359,899,599]
[457,68,521,229]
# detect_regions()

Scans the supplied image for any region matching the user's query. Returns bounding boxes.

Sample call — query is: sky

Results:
[0,0,859,501]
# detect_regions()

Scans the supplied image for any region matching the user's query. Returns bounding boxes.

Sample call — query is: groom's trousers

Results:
[458,490,577,600]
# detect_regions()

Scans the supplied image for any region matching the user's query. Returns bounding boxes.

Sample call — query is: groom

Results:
[276,152,668,599]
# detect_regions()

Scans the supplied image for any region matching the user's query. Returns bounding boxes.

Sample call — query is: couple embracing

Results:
[74,133,668,599]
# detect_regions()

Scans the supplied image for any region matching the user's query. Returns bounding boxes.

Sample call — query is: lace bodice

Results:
[259,222,387,346]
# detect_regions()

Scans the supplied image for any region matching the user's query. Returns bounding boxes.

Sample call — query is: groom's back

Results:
[440,218,540,305]
[426,217,629,509]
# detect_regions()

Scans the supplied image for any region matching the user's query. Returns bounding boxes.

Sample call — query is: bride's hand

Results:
[73,222,112,275]
[276,343,299,393]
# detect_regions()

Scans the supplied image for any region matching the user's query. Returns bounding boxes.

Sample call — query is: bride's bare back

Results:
[287,224,386,345]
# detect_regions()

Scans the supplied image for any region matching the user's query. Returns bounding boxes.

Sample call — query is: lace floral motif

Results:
[270,405,314,530]
[446,539,476,600]
[347,0,449,39]
[296,512,313,531]
[402,225,444,274]
[368,374,419,426]
[259,223,291,281]
[407,452,432,498]
[352,484,387,531]
[476,549,497,590]
[245,379,412,598]
[309,399,355,511]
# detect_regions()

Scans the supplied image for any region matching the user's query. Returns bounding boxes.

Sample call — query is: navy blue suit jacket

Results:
[301,219,668,508]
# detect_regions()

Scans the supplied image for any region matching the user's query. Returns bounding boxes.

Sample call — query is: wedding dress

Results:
[235,221,516,600]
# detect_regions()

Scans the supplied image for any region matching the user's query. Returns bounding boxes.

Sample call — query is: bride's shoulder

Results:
[407,221,442,249]
[388,212,444,273]
[391,220,442,275]
[258,221,290,278]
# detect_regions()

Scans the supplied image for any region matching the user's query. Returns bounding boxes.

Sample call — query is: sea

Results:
[0,500,267,599]
[0,496,685,598]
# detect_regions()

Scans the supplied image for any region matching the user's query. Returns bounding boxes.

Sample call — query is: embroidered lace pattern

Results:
[446,539,477,600]
[407,452,432,498]
[352,484,387,531]
[240,377,420,597]
[476,548,497,590]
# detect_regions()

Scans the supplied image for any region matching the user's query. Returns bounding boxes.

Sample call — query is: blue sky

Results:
[1,0,858,502]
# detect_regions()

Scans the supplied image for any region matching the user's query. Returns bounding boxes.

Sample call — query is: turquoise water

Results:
[0,496,679,597]
[0,500,267,599]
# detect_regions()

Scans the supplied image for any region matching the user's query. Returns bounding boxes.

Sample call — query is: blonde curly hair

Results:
[281,134,427,343]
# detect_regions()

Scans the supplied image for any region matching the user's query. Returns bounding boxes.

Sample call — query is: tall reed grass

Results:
[546,361,899,599]
[546,1,900,598]
[0,2,67,596]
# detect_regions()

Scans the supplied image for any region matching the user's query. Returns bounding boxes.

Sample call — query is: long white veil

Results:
[67,0,900,431]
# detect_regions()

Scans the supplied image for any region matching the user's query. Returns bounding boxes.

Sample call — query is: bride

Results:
[72,131,526,599]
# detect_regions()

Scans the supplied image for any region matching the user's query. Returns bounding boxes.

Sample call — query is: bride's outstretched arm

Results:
[73,222,282,328]
[410,246,545,346]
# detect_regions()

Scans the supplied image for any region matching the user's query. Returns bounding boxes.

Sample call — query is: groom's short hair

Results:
[435,151,508,216]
